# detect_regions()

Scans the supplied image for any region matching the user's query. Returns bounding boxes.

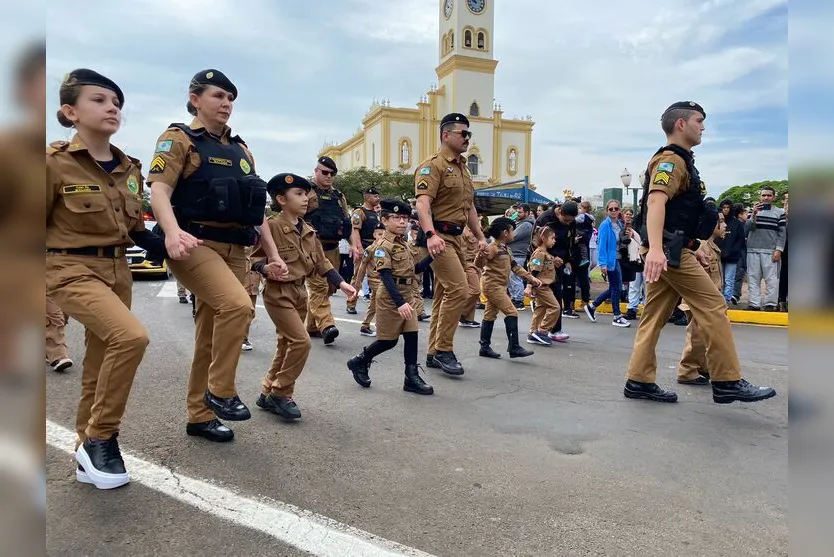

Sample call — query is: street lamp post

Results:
[621,168,638,209]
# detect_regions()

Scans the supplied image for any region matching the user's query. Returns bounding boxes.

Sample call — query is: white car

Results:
[126,220,171,279]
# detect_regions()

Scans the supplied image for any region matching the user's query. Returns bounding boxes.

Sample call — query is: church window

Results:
[464,30,472,48]
[467,154,479,176]
[449,31,454,49]
[469,102,480,117]
[477,31,486,50]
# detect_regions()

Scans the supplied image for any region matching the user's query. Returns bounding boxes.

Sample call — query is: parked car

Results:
[127,220,170,279]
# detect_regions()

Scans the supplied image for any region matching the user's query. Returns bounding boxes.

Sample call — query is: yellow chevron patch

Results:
[150,155,166,173]
[652,171,671,186]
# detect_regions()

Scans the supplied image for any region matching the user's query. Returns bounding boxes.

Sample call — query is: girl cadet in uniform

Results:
[149,69,288,443]
[47,69,174,489]
[346,199,435,395]
[351,222,386,337]
[525,227,562,346]
[475,217,542,360]
[252,173,356,421]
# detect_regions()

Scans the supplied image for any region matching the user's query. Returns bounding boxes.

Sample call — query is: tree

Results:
[717,180,788,207]
[332,167,415,208]
[141,189,151,214]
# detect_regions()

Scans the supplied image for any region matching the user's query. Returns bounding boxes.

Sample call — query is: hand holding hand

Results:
[397,303,414,320]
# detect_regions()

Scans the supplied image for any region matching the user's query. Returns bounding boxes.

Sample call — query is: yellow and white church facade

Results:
[318,0,534,187]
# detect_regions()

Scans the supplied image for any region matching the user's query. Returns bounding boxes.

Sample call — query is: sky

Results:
[38,0,791,201]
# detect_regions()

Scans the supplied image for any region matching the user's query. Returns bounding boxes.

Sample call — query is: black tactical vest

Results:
[307,187,348,242]
[635,144,713,241]
[358,207,380,247]
[169,124,267,227]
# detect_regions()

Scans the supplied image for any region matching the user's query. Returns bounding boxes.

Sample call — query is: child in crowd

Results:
[525,227,562,346]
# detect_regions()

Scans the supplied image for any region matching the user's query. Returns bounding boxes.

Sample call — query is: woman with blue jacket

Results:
[584,200,631,327]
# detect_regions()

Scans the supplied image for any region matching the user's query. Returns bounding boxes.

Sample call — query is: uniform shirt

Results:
[305,185,350,216]
[527,247,559,285]
[353,238,383,288]
[46,134,145,248]
[147,118,256,187]
[350,205,379,232]
[476,242,534,290]
[259,211,334,281]
[414,145,474,226]
[373,231,415,282]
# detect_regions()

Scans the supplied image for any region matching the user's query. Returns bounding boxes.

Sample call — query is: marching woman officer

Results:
[150,69,287,442]
[47,69,175,489]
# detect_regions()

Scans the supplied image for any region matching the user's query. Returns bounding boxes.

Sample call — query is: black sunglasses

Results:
[447,130,473,139]
[318,168,336,177]
[608,207,620,212]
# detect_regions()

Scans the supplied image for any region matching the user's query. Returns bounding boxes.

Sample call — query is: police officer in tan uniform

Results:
[304,156,352,344]
[47,69,168,489]
[625,101,775,404]
[347,199,434,394]
[149,69,287,442]
[346,187,380,315]
[414,113,487,375]
[253,173,356,420]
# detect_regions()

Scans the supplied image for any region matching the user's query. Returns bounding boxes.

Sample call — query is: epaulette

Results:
[231,134,246,146]
[46,140,69,156]
[127,155,141,166]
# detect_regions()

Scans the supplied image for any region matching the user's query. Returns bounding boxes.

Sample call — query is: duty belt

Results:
[433,221,464,236]
[184,222,256,246]
[46,246,128,258]
[395,277,414,285]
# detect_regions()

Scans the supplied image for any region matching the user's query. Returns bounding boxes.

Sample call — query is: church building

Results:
[318,0,535,187]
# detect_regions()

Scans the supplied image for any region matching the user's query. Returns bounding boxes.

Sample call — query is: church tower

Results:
[436,0,498,119]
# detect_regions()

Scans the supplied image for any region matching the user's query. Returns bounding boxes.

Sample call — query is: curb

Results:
[583,302,788,327]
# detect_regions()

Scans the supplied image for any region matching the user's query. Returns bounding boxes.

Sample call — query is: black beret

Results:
[380,199,411,215]
[440,112,470,127]
[63,69,124,107]
[267,173,312,197]
[375,222,386,230]
[317,156,337,173]
[191,69,237,99]
[363,187,380,195]
[662,101,706,118]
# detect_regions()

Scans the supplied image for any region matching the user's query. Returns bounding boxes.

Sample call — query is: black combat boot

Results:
[478,320,501,359]
[505,316,533,358]
[403,364,434,395]
[347,349,373,388]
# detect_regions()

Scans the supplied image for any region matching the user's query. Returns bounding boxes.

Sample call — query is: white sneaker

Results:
[612,316,631,328]
[241,340,254,351]
[51,358,73,373]
[548,331,570,342]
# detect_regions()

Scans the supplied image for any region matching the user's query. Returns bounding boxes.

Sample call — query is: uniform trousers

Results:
[305,246,340,332]
[529,285,560,333]
[462,264,481,321]
[45,295,70,363]
[427,234,467,354]
[262,282,310,398]
[677,309,710,382]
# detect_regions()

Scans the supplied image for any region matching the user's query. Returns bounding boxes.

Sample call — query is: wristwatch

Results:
[425,230,435,239]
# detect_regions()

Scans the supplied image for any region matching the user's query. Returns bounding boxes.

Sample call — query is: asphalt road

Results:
[46,277,788,556]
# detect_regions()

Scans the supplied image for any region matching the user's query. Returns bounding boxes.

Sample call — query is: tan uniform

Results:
[46,135,149,445]
[373,231,419,340]
[677,239,723,381]
[352,240,383,329]
[626,149,741,384]
[527,247,561,333]
[346,205,379,312]
[415,146,474,353]
[45,295,69,364]
[304,186,350,333]
[476,242,534,321]
[243,246,262,338]
[149,119,255,423]
[259,212,336,397]
[461,226,482,321]
[407,242,428,316]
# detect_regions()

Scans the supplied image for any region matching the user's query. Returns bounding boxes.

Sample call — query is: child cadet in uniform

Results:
[525,226,562,346]
[351,222,386,336]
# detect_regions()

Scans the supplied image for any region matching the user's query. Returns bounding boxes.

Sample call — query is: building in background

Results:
[319,0,535,188]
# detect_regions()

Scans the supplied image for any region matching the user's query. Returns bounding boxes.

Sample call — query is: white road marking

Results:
[156,281,180,298]
[46,420,435,557]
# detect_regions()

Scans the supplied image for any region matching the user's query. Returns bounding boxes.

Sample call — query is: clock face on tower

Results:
[444,0,453,19]
[467,0,485,14]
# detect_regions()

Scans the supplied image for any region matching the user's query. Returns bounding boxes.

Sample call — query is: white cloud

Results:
[44,0,788,202]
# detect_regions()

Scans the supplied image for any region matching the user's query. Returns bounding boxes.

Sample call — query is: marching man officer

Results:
[414,113,487,375]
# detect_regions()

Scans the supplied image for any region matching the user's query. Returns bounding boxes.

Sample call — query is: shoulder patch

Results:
[155,139,173,153]
[416,180,429,191]
[374,248,386,257]
[531,258,541,266]
[150,155,166,173]
[653,171,671,186]
[657,162,675,173]
[419,167,432,175]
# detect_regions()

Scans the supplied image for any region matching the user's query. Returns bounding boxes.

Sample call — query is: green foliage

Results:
[332,167,414,207]
[141,189,151,214]
[717,180,788,207]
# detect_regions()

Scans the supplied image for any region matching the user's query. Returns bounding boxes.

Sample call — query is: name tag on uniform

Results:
[208,157,233,166]
[62,184,102,195]
[320,195,332,200]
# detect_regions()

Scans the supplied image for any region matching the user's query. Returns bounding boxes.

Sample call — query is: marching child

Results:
[351,222,386,336]
[253,173,357,421]
[475,217,542,359]
[677,212,726,385]
[347,199,434,395]
[525,227,562,346]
